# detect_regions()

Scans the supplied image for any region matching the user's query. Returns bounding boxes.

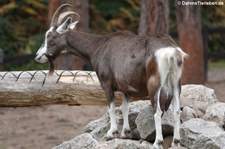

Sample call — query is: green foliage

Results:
[0,0,48,70]
[5,60,48,71]
[0,0,48,55]
[208,31,224,53]
[209,60,225,69]
[0,18,14,55]
[201,0,225,54]
[89,0,140,34]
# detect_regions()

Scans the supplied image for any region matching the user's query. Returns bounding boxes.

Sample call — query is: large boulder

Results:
[180,118,225,149]
[52,134,155,149]
[52,133,98,149]
[135,103,174,142]
[180,106,203,123]
[180,85,218,112]
[203,102,225,128]
[96,139,153,149]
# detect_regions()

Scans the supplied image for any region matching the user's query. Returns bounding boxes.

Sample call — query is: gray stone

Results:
[52,133,98,149]
[180,85,218,112]
[180,118,225,149]
[135,103,174,142]
[84,113,110,133]
[168,147,187,149]
[203,102,225,128]
[96,139,154,149]
[84,112,111,141]
[180,106,203,123]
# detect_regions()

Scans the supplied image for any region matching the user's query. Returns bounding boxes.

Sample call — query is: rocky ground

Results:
[0,68,224,149]
[53,85,225,149]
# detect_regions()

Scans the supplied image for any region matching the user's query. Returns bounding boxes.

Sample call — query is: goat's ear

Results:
[56,17,72,34]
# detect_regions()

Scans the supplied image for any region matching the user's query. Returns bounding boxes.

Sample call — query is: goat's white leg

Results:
[121,95,131,138]
[107,101,119,138]
[171,85,181,147]
[153,88,163,149]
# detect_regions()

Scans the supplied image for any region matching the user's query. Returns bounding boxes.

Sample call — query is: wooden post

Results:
[0,71,124,107]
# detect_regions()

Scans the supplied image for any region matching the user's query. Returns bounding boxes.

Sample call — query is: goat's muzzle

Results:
[35,54,48,63]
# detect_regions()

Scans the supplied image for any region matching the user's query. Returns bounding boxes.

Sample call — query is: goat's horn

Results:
[51,3,73,27]
[57,11,80,25]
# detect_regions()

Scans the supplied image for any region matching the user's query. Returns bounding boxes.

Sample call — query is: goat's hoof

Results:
[171,138,180,147]
[153,139,164,149]
[113,130,120,138]
[121,128,132,139]
[106,130,120,140]
[153,143,163,149]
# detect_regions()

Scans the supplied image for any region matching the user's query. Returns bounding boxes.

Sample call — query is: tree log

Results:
[0,70,124,107]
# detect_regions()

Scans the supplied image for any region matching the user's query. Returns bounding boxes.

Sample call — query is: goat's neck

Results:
[66,30,100,61]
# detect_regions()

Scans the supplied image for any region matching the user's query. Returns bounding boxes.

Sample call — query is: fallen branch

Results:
[0,70,125,107]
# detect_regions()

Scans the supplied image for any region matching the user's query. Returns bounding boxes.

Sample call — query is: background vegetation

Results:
[0,0,224,70]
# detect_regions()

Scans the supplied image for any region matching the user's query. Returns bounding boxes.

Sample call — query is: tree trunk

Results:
[139,0,169,35]
[48,0,91,70]
[72,0,89,32]
[176,0,205,84]
[48,0,61,27]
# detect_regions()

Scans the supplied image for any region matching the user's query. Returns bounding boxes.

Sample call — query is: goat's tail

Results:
[155,47,187,86]
[153,47,188,111]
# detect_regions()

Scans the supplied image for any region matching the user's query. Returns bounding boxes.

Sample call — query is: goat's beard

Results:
[47,58,55,76]
[48,60,55,76]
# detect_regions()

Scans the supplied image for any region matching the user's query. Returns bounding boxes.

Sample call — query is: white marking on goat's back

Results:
[154,47,185,91]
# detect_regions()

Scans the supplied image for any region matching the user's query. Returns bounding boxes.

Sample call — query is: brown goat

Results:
[35,4,187,149]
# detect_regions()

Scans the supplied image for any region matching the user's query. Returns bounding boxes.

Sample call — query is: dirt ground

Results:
[0,68,224,149]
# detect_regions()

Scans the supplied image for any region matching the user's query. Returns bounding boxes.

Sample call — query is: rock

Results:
[84,100,150,141]
[135,103,174,142]
[180,118,225,149]
[180,85,218,112]
[84,112,111,141]
[84,113,110,133]
[168,147,187,149]
[96,139,153,149]
[52,133,98,149]
[203,102,225,128]
[180,106,203,123]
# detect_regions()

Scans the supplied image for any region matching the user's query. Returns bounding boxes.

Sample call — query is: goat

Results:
[35,4,187,149]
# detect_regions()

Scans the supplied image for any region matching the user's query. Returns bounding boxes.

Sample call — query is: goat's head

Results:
[35,4,79,73]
